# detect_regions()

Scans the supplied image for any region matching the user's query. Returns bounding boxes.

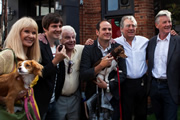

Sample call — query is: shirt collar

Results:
[122,34,136,43]
[65,46,76,61]
[157,33,170,42]
[97,40,111,52]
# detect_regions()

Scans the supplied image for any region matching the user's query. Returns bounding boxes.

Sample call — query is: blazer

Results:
[80,40,127,100]
[34,36,65,117]
[147,35,180,104]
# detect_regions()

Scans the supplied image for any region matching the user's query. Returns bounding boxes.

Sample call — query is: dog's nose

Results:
[18,68,21,71]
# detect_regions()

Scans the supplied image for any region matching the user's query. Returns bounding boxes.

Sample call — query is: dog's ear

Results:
[17,61,23,68]
[31,60,44,77]
[113,46,119,53]
[111,45,122,58]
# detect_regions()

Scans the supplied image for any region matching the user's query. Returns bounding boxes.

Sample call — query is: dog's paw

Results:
[118,70,122,73]
[110,78,115,81]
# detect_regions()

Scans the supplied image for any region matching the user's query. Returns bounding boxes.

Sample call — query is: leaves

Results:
[166,3,180,25]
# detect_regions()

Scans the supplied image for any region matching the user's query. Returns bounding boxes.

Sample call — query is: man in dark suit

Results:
[147,10,180,120]
[80,20,127,120]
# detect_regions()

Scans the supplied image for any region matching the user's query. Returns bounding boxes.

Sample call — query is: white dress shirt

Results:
[152,33,170,79]
[115,35,148,79]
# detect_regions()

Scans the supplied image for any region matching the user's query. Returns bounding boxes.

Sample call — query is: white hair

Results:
[155,10,172,24]
[120,15,137,28]
[59,25,76,40]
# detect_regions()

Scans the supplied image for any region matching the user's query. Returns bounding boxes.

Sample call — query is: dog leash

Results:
[110,51,123,120]
[117,66,123,120]
[24,88,40,120]
[29,88,40,120]
[24,96,33,120]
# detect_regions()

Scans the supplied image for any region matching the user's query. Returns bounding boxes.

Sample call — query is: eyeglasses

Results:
[67,60,73,74]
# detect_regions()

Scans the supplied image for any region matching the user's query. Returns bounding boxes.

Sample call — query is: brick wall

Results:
[134,0,155,39]
[79,0,101,44]
[79,0,156,44]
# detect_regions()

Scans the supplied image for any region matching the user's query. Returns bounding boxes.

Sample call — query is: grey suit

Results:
[147,35,180,120]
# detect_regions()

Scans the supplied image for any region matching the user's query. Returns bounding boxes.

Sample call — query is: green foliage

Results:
[166,3,180,25]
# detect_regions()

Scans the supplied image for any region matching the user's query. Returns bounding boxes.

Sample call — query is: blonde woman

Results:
[0,17,41,120]
[4,17,41,62]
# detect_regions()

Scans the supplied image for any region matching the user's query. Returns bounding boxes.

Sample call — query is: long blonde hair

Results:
[4,17,41,62]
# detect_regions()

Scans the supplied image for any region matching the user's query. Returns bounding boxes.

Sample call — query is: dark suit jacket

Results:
[80,40,127,100]
[34,37,65,117]
[147,35,180,104]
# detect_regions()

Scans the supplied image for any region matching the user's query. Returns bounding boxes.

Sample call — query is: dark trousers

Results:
[150,78,178,120]
[121,75,147,120]
[42,101,57,120]
[110,97,120,120]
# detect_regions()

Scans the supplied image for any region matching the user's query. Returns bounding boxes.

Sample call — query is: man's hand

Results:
[110,38,116,44]
[85,38,94,45]
[94,53,113,75]
[94,77,107,89]
[170,30,178,36]
[85,38,116,45]
[99,54,113,68]
[52,45,69,66]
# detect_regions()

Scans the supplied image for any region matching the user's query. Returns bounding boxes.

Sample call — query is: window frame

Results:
[102,0,134,18]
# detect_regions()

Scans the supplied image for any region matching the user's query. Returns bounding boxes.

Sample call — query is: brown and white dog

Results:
[0,60,43,113]
[97,45,127,84]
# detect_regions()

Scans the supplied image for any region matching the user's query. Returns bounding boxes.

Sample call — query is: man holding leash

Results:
[114,16,148,120]
[80,20,127,120]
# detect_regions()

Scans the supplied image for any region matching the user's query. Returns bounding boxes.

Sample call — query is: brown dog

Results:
[96,45,127,83]
[0,60,43,113]
[85,45,127,118]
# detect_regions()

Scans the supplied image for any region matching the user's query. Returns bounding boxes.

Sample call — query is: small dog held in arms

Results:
[84,45,127,119]
[96,45,127,84]
[0,60,43,113]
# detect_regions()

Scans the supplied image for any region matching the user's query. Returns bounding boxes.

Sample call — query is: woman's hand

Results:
[15,89,28,101]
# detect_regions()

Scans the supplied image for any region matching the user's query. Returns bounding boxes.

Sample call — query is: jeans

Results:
[150,79,178,120]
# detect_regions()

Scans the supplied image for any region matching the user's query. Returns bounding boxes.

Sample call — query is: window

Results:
[102,0,134,18]
[33,0,54,17]
[108,0,118,11]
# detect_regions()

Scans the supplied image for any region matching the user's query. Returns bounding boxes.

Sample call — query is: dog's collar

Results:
[109,53,118,62]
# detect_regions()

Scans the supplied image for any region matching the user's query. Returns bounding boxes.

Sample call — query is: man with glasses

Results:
[54,25,84,120]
